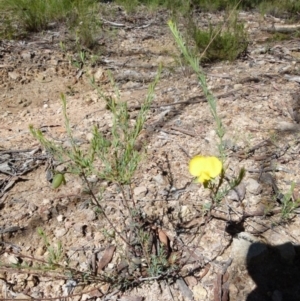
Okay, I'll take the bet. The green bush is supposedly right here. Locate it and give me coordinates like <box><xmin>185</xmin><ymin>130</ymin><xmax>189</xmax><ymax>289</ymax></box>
<box><xmin>191</xmin><ymin>14</ymin><xmax>248</xmax><ymax>62</ymax></box>
<box><xmin>0</xmin><ymin>0</ymin><xmax>100</xmax><ymax>47</ymax></box>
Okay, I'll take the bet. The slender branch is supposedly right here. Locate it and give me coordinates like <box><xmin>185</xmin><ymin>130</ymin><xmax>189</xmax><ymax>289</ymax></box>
<box><xmin>81</xmin><ymin>172</ymin><xmax>131</xmax><ymax>247</ymax></box>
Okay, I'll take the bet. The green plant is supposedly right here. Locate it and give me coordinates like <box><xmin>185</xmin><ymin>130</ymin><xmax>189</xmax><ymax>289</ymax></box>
<box><xmin>280</xmin><ymin>183</ymin><xmax>300</xmax><ymax>220</ymax></box>
<box><xmin>0</xmin><ymin>0</ymin><xmax>72</xmax><ymax>32</ymax></box>
<box><xmin>29</xmin><ymin>68</ymin><xmax>173</xmax><ymax>286</ymax></box>
<box><xmin>147</xmin><ymin>247</ymin><xmax>169</xmax><ymax>277</ymax></box>
<box><xmin>169</xmin><ymin>20</ymin><xmax>245</xmax><ymax>204</ymax></box>
<box><xmin>71</xmin><ymin>0</ymin><xmax>102</xmax><ymax>49</ymax></box>
<box><xmin>37</xmin><ymin>228</ymin><xmax>64</xmax><ymax>268</ymax></box>
<box><xmin>168</xmin><ymin>20</ymin><xmax>226</xmax><ymax>160</ymax></box>
<box><xmin>115</xmin><ymin>0</ymin><xmax>191</xmax><ymax>14</ymax></box>
<box><xmin>88</xmin><ymin>69</ymin><xmax>161</xmax><ymax>184</ymax></box>
<box><xmin>0</xmin><ymin>12</ymin><xmax>22</xmax><ymax>39</ymax></box>
<box><xmin>59</xmin><ymin>41</ymin><xmax>67</xmax><ymax>53</ymax></box>
<box><xmin>259</xmin><ymin>0</ymin><xmax>300</xmax><ymax>20</ymax></box>
<box><xmin>211</xmin><ymin>168</ymin><xmax>245</xmax><ymax>203</ymax></box>
<box><xmin>71</xmin><ymin>50</ymin><xmax>88</xmax><ymax>68</ymax></box>
<box><xmin>190</xmin><ymin>9</ymin><xmax>248</xmax><ymax>62</ymax></box>
<box><xmin>30</xmin><ymin>82</ymin><xmax>145</xmax><ymax>246</ymax></box>
<box><xmin>191</xmin><ymin>0</ymin><xmax>264</xmax><ymax>11</ymax></box>
<box><xmin>0</xmin><ymin>0</ymin><xmax>100</xmax><ymax>47</ymax></box>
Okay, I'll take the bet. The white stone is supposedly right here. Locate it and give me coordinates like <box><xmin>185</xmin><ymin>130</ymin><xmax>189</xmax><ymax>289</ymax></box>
<box><xmin>54</xmin><ymin>228</ymin><xmax>68</xmax><ymax>238</ymax></box>
<box><xmin>192</xmin><ymin>283</ymin><xmax>207</xmax><ymax>300</ymax></box>
<box><xmin>180</xmin><ymin>205</ymin><xmax>190</xmax><ymax>219</ymax></box>
<box><xmin>94</xmin><ymin>67</ymin><xmax>105</xmax><ymax>82</ymax></box>
<box><xmin>8</xmin><ymin>254</ymin><xmax>20</xmax><ymax>264</ymax></box>
<box><xmin>133</xmin><ymin>186</ymin><xmax>147</xmax><ymax>196</ymax></box>
<box><xmin>86</xmin><ymin>132</ymin><xmax>94</xmax><ymax>141</ymax></box>
<box><xmin>56</xmin><ymin>214</ymin><xmax>64</xmax><ymax>222</ymax></box>
<box><xmin>35</xmin><ymin>246</ymin><xmax>45</xmax><ymax>257</ymax></box>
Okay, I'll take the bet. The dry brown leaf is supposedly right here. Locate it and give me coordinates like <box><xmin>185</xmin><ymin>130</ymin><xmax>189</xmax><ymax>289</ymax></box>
<box><xmin>213</xmin><ymin>274</ymin><xmax>222</xmax><ymax>301</ymax></box>
<box><xmin>157</xmin><ymin>228</ymin><xmax>169</xmax><ymax>247</ymax></box>
<box><xmin>184</xmin><ymin>275</ymin><xmax>198</xmax><ymax>288</ymax></box>
<box><xmin>97</xmin><ymin>245</ymin><xmax>116</xmax><ymax>272</ymax></box>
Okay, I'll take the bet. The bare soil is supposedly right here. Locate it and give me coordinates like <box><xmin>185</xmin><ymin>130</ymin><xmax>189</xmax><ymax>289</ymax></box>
<box><xmin>1</xmin><ymin>7</ymin><xmax>300</xmax><ymax>301</ymax></box>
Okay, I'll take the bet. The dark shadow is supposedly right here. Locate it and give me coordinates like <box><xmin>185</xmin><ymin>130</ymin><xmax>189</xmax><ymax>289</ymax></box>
<box><xmin>246</xmin><ymin>242</ymin><xmax>300</xmax><ymax>301</ymax></box>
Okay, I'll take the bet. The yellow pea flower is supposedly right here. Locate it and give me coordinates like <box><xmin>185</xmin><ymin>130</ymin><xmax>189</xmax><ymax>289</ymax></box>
<box><xmin>189</xmin><ymin>156</ymin><xmax>222</xmax><ymax>184</ymax></box>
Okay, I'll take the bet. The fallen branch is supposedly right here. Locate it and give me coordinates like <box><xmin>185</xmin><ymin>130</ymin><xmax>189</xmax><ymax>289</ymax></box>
<box><xmin>262</xmin><ymin>24</ymin><xmax>300</xmax><ymax>33</ymax></box>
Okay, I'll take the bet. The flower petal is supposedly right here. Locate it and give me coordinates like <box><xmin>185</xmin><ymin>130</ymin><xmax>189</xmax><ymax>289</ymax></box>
<box><xmin>198</xmin><ymin>172</ymin><xmax>211</xmax><ymax>183</ymax></box>
<box><xmin>189</xmin><ymin>155</ymin><xmax>222</xmax><ymax>182</ymax></box>
<box><xmin>189</xmin><ymin>155</ymin><xmax>206</xmax><ymax>177</ymax></box>
<box><xmin>205</xmin><ymin>157</ymin><xmax>222</xmax><ymax>178</ymax></box>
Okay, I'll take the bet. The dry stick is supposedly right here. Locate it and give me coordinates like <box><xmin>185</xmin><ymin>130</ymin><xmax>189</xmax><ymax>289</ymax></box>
<box><xmin>4</xmin><ymin>250</ymin><xmax>88</xmax><ymax>280</ymax></box>
<box><xmin>129</xmin><ymin>87</ymin><xmax>243</xmax><ymax>111</ymax></box>
<box><xmin>81</xmin><ymin>173</ymin><xmax>131</xmax><ymax>247</ymax></box>
<box><xmin>0</xmin><ymin>287</ymin><xmax>116</xmax><ymax>301</ymax></box>
<box><xmin>118</xmin><ymin>183</ymin><xmax>135</xmax><ymax>209</ymax></box>
<box><xmin>170</xmin><ymin>126</ymin><xmax>195</xmax><ymax>137</ymax></box>
<box><xmin>0</xmin><ymin>148</ymin><xmax>37</xmax><ymax>155</ymax></box>
<box><xmin>165</xmin><ymin>280</ymin><xmax>176</xmax><ymax>301</ymax></box>
<box><xmin>77</xmin><ymin>86</ymin><xmax>242</xmax><ymax>127</ymax></box>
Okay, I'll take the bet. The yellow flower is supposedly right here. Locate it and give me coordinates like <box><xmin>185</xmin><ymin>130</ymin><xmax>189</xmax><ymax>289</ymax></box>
<box><xmin>189</xmin><ymin>156</ymin><xmax>222</xmax><ymax>183</ymax></box>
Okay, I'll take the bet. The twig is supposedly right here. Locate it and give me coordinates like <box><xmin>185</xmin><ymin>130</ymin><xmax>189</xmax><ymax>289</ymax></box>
<box><xmin>101</xmin><ymin>18</ymin><xmax>152</xmax><ymax>30</ymax></box>
<box><xmin>178</xmin><ymin>145</ymin><xmax>191</xmax><ymax>158</ymax></box>
<box><xmin>81</xmin><ymin>173</ymin><xmax>131</xmax><ymax>247</ymax></box>
<box><xmin>0</xmin><ymin>148</ymin><xmax>37</xmax><ymax>155</ymax></box>
<box><xmin>170</xmin><ymin>126</ymin><xmax>195</xmax><ymax>137</ymax></box>
<box><xmin>128</xmin><ymin>87</ymin><xmax>243</xmax><ymax>111</ymax></box>
<box><xmin>101</xmin><ymin>18</ymin><xmax>125</xmax><ymax>27</ymax></box>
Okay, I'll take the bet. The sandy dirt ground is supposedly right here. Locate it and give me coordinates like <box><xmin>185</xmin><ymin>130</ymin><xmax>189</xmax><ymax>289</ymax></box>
<box><xmin>1</xmin><ymin>7</ymin><xmax>300</xmax><ymax>301</ymax></box>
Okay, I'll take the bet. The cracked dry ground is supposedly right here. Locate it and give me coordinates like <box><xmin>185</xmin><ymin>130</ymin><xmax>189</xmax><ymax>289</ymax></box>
<box><xmin>1</xmin><ymin>8</ymin><xmax>300</xmax><ymax>301</ymax></box>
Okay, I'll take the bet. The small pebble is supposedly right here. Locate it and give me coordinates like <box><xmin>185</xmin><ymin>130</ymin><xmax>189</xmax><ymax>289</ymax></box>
<box><xmin>246</xmin><ymin>178</ymin><xmax>262</xmax><ymax>195</ymax></box>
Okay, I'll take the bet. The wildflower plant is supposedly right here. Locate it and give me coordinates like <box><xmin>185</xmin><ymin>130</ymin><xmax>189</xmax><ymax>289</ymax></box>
<box><xmin>28</xmin><ymin>66</ymin><xmax>182</xmax><ymax>289</ymax></box>
<box><xmin>168</xmin><ymin>20</ymin><xmax>245</xmax><ymax>203</ymax></box>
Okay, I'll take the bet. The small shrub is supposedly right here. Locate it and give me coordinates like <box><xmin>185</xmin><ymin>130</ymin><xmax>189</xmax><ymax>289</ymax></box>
<box><xmin>191</xmin><ymin>13</ymin><xmax>248</xmax><ymax>62</ymax></box>
<box><xmin>259</xmin><ymin>0</ymin><xmax>300</xmax><ymax>20</ymax></box>
<box><xmin>0</xmin><ymin>0</ymin><xmax>100</xmax><ymax>47</ymax></box>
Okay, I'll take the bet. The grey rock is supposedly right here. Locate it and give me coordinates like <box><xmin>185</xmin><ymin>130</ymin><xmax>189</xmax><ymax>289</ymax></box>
<box><xmin>176</xmin><ymin>278</ymin><xmax>193</xmax><ymax>301</ymax></box>
<box><xmin>192</xmin><ymin>283</ymin><xmax>207</xmax><ymax>300</ymax></box>
<box><xmin>0</xmin><ymin>162</ymin><xmax>11</xmax><ymax>173</ymax></box>
<box><xmin>21</xmin><ymin>51</ymin><xmax>33</xmax><ymax>60</ymax></box>
<box><xmin>231</xmin><ymin>232</ymin><xmax>267</xmax><ymax>266</ymax></box>
<box><xmin>246</xmin><ymin>178</ymin><xmax>262</xmax><ymax>195</ymax></box>
<box><xmin>228</xmin><ymin>183</ymin><xmax>246</xmax><ymax>201</ymax></box>
<box><xmin>153</xmin><ymin>174</ymin><xmax>165</xmax><ymax>185</ymax></box>
<box><xmin>84</xmin><ymin>209</ymin><xmax>96</xmax><ymax>221</ymax></box>
<box><xmin>227</xmin><ymin>189</ymin><xmax>240</xmax><ymax>201</ymax></box>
